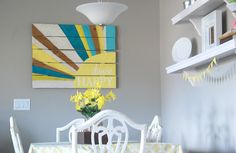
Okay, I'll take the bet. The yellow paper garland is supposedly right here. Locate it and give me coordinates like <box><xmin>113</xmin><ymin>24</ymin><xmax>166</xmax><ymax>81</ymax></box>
<box><xmin>182</xmin><ymin>58</ymin><xmax>217</xmax><ymax>86</ymax></box>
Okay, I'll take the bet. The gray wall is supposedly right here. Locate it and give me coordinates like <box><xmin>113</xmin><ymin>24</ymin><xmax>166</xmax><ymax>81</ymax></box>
<box><xmin>160</xmin><ymin>0</ymin><xmax>236</xmax><ymax>153</ymax></box>
<box><xmin>0</xmin><ymin>0</ymin><xmax>160</xmax><ymax>152</ymax></box>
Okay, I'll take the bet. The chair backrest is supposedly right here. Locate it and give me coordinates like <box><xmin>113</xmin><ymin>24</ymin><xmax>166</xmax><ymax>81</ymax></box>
<box><xmin>146</xmin><ymin>115</ymin><xmax>162</xmax><ymax>142</ymax></box>
<box><xmin>71</xmin><ymin>110</ymin><xmax>147</xmax><ymax>153</ymax></box>
<box><xmin>10</xmin><ymin>116</ymin><xmax>24</xmax><ymax>153</ymax></box>
<box><xmin>56</xmin><ymin>118</ymin><xmax>85</xmax><ymax>142</ymax></box>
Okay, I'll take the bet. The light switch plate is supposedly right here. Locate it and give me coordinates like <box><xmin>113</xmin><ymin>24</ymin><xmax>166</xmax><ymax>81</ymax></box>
<box><xmin>13</xmin><ymin>99</ymin><xmax>30</xmax><ymax>111</ymax></box>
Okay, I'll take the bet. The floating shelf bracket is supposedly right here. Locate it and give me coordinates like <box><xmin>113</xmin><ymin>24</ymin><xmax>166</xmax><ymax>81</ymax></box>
<box><xmin>189</xmin><ymin>17</ymin><xmax>202</xmax><ymax>36</ymax></box>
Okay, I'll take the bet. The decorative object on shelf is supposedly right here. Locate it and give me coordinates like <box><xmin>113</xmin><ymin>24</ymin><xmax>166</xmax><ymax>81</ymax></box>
<box><xmin>183</xmin><ymin>0</ymin><xmax>191</xmax><ymax>9</ymax></box>
<box><xmin>201</xmin><ymin>10</ymin><xmax>222</xmax><ymax>52</ymax></box>
<box><xmin>32</xmin><ymin>24</ymin><xmax>117</xmax><ymax>88</ymax></box>
<box><xmin>76</xmin><ymin>0</ymin><xmax>128</xmax><ymax>25</ymax></box>
<box><xmin>219</xmin><ymin>19</ymin><xmax>236</xmax><ymax>43</ymax></box>
<box><xmin>172</xmin><ymin>37</ymin><xmax>192</xmax><ymax>63</ymax></box>
<box><xmin>182</xmin><ymin>58</ymin><xmax>217</xmax><ymax>86</ymax></box>
<box><xmin>232</xmin><ymin>19</ymin><xmax>236</xmax><ymax>29</ymax></box>
<box><xmin>205</xmin><ymin>61</ymin><xmax>236</xmax><ymax>84</ymax></box>
<box><xmin>146</xmin><ymin>115</ymin><xmax>162</xmax><ymax>143</ymax></box>
<box><xmin>183</xmin><ymin>0</ymin><xmax>198</xmax><ymax>9</ymax></box>
<box><xmin>70</xmin><ymin>83</ymin><xmax>116</xmax><ymax>119</ymax></box>
<box><xmin>219</xmin><ymin>31</ymin><xmax>236</xmax><ymax>44</ymax></box>
<box><xmin>225</xmin><ymin>0</ymin><xmax>236</xmax><ymax>12</ymax></box>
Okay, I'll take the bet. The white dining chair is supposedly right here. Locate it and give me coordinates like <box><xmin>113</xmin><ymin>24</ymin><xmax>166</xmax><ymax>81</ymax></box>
<box><xmin>10</xmin><ymin>116</ymin><xmax>24</xmax><ymax>153</ymax></box>
<box><xmin>56</xmin><ymin>118</ymin><xmax>85</xmax><ymax>142</ymax></box>
<box><xmin>146</xmin><ymin>115</ymin><xmax>162</xmax><ymax>143</ymax></box>
<box><xmin>71</xmin><ymin>110</ymin><xmax>147</xmax><ymax>153</ymax></box>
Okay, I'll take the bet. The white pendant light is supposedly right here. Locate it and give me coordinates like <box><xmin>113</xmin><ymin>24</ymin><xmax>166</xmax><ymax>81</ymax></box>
<box><xmin>76</xmin><ymin>0</ymin><xmax>128</xmax><ymax>25</ymax></box>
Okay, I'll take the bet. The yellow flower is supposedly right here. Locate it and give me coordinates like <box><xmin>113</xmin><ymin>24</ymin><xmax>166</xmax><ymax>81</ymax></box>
<box><xmin>105</xmin><ymin>91</ymin><xmax>116</xmax><ymax>101</ymax></box>
<box><xmin>70</xmin><ymin>82</ymin><xmax>116</xmax><ymax>118</ymax></box>
<box><xmin>109</xmin><ymin>91</ymin><xmax>116</xmax><ymax>101</ymax></box>
<box><xmin>75</xmin><ymin>102</ymin><xmax>81</xmax><ymax>111</ymax></box>
<box><xmin>84</xmin><ymin>89</ymin><xmax>101</xmax><ymax>99</ymax></box>
<box><xmin>70</xmin><ymin>95</ymin><xmax>74</xmax><ymax>102</ymax></box>
<box><xmin>70</xmin><ymin>90</ymin><xmax>83</xmax><ymax>103</ymax></box>
<box><xmin>84</xmin><ymin>98</ymin><xmax>90</xmax><ymax>105</ymax></box>
<box><xmin>96</xmin><ymin>96</ymin><xmax>105</xmax><ymax>110</ymax></box>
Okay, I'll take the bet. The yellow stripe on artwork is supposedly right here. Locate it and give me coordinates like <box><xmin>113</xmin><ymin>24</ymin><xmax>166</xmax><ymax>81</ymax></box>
<box><xmin>32</xmin><ymin>44</ymin><xmax>40</xmax><ymax>50</ymax></box>
<box><xmin>76</xmin><ymin>64</ymin><xmax>116</xmax><ymax>76</ymax></box>
<box><xmin>96</xmin><ymin>25</ymin><xmax>105</xmax><ymax>53</ymax></box>
<box><xmin>75</xmin><ymin>25</ymin><xmax>92</xmax><ymax>57</ymax></box>
<box><xmin>32</xmin><ymin>74</ymin><xmax>72</xmax><ymax>81</ymax></box>
<box><xmin>84</xmin><ymin>52</ymin><xmax>116</xmax><ymax>63</ymax></box>
<box><xmin>73</xmin><ymin>76</ymin><xmax>116</xmax><ymax>88</ymax></box>
<box><xmin>32</xmin><ymin>44</ymin><xmax>75</xmax><ymax>76</ymax></box>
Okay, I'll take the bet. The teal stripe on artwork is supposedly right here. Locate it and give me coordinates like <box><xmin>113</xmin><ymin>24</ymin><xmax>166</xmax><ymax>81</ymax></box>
<box><xmin>32</xmin><ymin>66</ymin><xmax>75</xmax><ymax>79</ymax></box>
<box><xmin>106</xmin><ymin>38</ymin><xmax>116</xmax><ymax>51</ymax></box>
<box><xmin>82</xmin><ymin>25</ymin><xmax>96</xmax><ymax>56</ymax></box>
<box><xmin>58</xmin><ymin>24</ymin><xmax>78</xmax><ymax>37</ymax></box>
<box><xmin>106</xmin><ymin>26</ymin><xmax>116</xmax><ymax>37</ymax></box>
<box><xmin>106</xmin><ymin>26</ymin><xmax>116</xmax><ymax>51</ymax></box>
<box><xmin>59</xmin><ymin>24</ymin><xmax>89</xmax><ymax>61</ymax></box>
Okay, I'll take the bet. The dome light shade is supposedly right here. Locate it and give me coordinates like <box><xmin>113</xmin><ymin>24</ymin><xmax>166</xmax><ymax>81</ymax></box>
<box><xmin>76</xmin><ymin>2</ymin><xmax>128</xmax><ymax>25</ymax></box>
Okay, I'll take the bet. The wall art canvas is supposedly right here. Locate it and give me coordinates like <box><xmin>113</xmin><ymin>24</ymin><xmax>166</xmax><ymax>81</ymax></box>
<box><xmin>32</xmin><ymin>24</ymin><xmax>117</xmax><ymax>88</ymax></box>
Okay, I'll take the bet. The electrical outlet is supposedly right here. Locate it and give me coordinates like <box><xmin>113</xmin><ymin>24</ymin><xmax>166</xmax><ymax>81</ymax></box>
<box><xmin>13</xmin><ymin>99</ymin><xmax>30</xmax><ymax>111</ymax></box>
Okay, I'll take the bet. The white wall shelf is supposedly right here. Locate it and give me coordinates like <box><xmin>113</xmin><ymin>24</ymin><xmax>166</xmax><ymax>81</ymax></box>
<box><xmin>167</xmin><ymin>0</ymin><xmax>236</xmax><ymax>74</ymax></box>
<box><xmin>172</xmin><ymin>0</ymin><xmax>224</xmax><ymax>35</ymax></box>
<box><xmin>166</xmin><ymin>37</ymin><xmax>236</xmax><ymax>74</ymax></box>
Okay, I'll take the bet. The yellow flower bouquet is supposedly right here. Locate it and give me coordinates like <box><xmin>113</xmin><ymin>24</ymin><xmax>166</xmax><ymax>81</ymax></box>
<box><xmin>70</xmin><ymin>84</ymin><xmax>116</xmax><ymax>119</ymax></box>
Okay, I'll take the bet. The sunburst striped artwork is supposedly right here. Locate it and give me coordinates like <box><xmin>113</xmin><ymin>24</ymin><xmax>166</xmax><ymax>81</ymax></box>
<box><xmin>32</xmin><ymin>24</ymin><xmax>117</xmax><ymax>88</ymax></box>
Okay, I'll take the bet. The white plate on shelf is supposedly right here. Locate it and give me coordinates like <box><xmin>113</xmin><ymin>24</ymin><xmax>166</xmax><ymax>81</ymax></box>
<box><xmin>172</xmin><ymin>37</ymin><xmax>192</xmax><ymax>63</ymax></box>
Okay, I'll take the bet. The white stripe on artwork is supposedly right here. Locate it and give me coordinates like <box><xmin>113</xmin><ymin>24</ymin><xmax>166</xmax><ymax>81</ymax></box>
<box><xmin>34</xmin><ymin>24</ymin><xmax>65</xmax><ymax>37</ymax></box>
<box><xmin>33</xmin><ymin>80</ymin><xmax>74</xmax><ymax>88</ymax></box>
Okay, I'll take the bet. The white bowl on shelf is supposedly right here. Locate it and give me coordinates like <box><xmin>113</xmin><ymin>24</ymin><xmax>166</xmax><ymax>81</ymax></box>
<box><xmin>227</xmin><ymin>2</ymin><xmax>236</xmax><ymax>12</ymax></box>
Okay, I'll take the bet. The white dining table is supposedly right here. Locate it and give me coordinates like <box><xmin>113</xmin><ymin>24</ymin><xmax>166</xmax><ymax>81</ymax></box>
<box><xmin>28</xmin><ymin>142</ymin><xmax>183</xmax><ymax>153</ymax></box>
